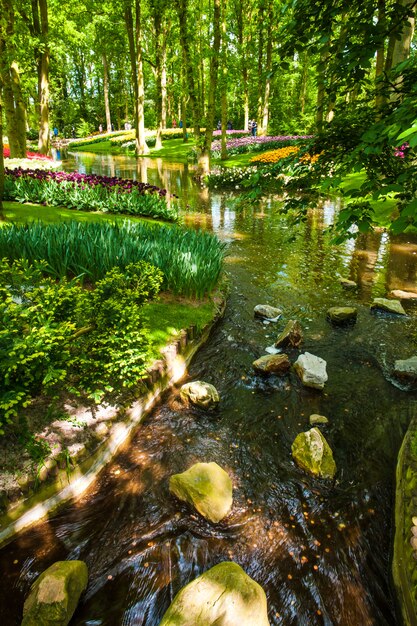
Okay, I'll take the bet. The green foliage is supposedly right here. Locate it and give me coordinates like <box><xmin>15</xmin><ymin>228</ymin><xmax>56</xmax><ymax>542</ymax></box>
<box><xmin>0</xmin><ymin>258</ymin><xmax>163</xmax><ymax>433</ymax></box>
<box><xmin>0</xmin><ymin>221</ymin><xmax>225</xmax><ymax>297</ymax></box>
<box><xmin>76</xmin><ymin>119</ymin><xmax>94</xmax><ymax>138</ymax></box>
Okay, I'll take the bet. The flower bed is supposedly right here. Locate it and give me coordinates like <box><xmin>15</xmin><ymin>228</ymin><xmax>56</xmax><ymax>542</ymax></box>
<box><xmin>4</xmin><ymin>169</ymin><xmax>179</xmax><ymax>221</ymax></box>
<box><xmin>250</xmin><ymin>146</ymin><xmax>300</xmax><ymax>164</ymax></box>
<box><xmin>212</xmin><ymin>129</ymin><xmax>249</xmax><ymax>136</ymax></box>
<box><xmin>3</xmin><ymin>144</ymin><xmax>52</xmax><ymax>160</ymax></box>
<box><xmin>210</xmin><ymin>134</ymin><xmax>313</xmax><ymax>156</ymax></box>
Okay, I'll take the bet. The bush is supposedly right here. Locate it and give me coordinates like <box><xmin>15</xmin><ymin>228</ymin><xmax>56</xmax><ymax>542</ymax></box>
<box><xmin>0</xmin><ymin>258</ymin><xmax>163</xmax><ymax>431</ymax></box>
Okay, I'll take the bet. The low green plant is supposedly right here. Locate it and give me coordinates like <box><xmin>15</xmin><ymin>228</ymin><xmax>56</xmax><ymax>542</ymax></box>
<box><xmin>0</xmin><ymin>221</ymin><xmax>225</xmax><ymax>297</ymax></box>
<box><xmin>0</xmin><ymin>258</ymin><xmax>163</xmax><ymax>433</ymax></box>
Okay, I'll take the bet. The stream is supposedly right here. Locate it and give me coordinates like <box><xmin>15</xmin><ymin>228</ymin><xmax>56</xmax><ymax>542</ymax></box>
<box><xmin>2</xmin><ymin>152</ymin><xmax>417</xmax><ymax>625</ymax></box>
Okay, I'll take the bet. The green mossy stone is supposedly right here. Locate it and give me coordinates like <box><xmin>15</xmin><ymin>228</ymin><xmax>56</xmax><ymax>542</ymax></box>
<box><xmin>291</xmin><ymin>428</ymin><xmax>336</xmax><ymax>480</ymax></box>
<box><xmin>169</xmin><ymin>462</ymin><xmax>232</xmax><ymax>523</ymax></box>
<box><xmin>371</xmin><ymin>298</ymin><xmax>406</xmax><ymax>316</ymax></box>
<box><xmin>327</xmin><ymin>306</ymin><xmax>357</xmax><ymax>324</ymax></box>
<box><xmin>159</xmin><ymin>561</ymin><xmax>270</xmax><ymax>626</ymax></box>
<box><xmin>22</xmin><ymin>560</ymin><xmax>88</xmax><ymax>626</ymax></box>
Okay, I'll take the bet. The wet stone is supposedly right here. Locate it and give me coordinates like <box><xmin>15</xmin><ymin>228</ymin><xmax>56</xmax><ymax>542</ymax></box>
<box><xmin>159</xmin><ymin>561</ymin><xmax>270</xmax><ymax>626</ymax></box>
<box><xmin>393</xmin><ymin>356</ymin><xmax>417</xmax><ymax>382</ymax></box>
<box><xmin>292</xmin><ymin>428</ymin><xmax>336</xmax><ymax>480</ymax></box>
<box><xmin>252</xmin><ymin>354</ymin><xmax>291</xmax><ymax>376</ymax></box>
<box><xmin>180</xmin><ymin>381</ymin><xmax>219</xmax><ymax>408</ymax></box>
<box><xmin>294</xmin><ymin>352</ymin><xmax>328</xmax><ymax>390</ymax></box>
<box><xmin>371</xmin><ymin>298</ymin><xmax>406</xmax><ymax>316</ymax></box>
<box><xmin>169</xmin><ymin>462</ymin><xmax>233</xmax><ymax>523</ymax></box>
<box><xmin>340</xmin><ymin>278</ymin><xmax>358</xmax><ymax>289</ymax></box>
<box><xmin>22</xmin><ymin>560</ymin><xmax>88</xmax><ymax>626</ymax></box>
<box><xmin>390</xmin><ymin>289</ymin><xmax>417</xmax><ymax>300</ymax></box>
<box><xmin>327</xmin><ymin>307</ymin><xmax>357</xmax><ymax>325</ymax></box>
<box><xmin>309</xmin><ymin>414</ymin><xmax>329</xmax><ymax>426</ymax></box>
<box><xmin>275</xmin><ymin>320</ymin><xmax>303</xmax><ymax>349</ymax></box>
<box><xmin>254</xmin><ymin>304</ymin><xmax>282</xmax><ymax>320</ymax></box>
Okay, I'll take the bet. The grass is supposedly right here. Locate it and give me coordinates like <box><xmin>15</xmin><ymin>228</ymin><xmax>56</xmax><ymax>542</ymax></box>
<box><xmin>0</xmin><ymin>201</ymin><xmax>166</xmax><ymax>227</ymax></box>
<box><xmin>144</xmin><ymin>294</ymin><xmax>215</xmax><ymax>360</ymax></box>
<box><xmin>0</xmin><ymin>220</ymin><xmax>225</xmax><ymax>297</ymax></box>
<box><xmin>73</xmin><ymin>140</ymin><xmax>125</xmax><ymax>155</ymax></box>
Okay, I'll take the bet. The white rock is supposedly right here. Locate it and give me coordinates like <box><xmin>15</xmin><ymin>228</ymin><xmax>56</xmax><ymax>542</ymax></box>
<box><xmin>294</xmin><ymin>352</ymin><xmax>328</xmax><ymax>390</ymax></box>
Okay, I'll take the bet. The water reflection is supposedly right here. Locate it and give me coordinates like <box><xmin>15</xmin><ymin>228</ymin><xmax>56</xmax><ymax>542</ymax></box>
<box><xmin>1</xmin><ymin>153</ymin><xmax>417</xmax><ymax>625</ymax></box>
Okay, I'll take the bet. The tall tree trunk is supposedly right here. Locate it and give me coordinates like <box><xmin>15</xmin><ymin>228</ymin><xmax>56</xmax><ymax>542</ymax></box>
<box><xmin>2</xmin><ymin>69</ymin><xmax>20</xmax><ymax>156</ymax></box>
<box><xmin>256</xmin><ymin>1</ymin><xmax>265</xmax><ymax>124</ymax></box>
<box><xmin>135</xmin><ymin>0</ymin><xmax>149</xmax><ymax>154</ymax></box>
<box><xmin>299</xmin><ymin>52</ymin><xmax>309</xmax><ymax>115</ymax></box>
<box><xmin>236</xmin><ymin>0</ymin><xmax>249</xmax><ymax>130</ymax></box>
<box><xmin>124</xmin><ymin>3</ymin><xmax>139</xmax><ymax>141</ymax></box>
<box><xmin>161</xmin><ymin>21</ymin><xmax>168</xmax><ymax>129</ymax></box>
<box><xmin>36</xmin><ymin>0</ymin><xmax>50</xmax><ymax>154</ymax></box>
<box><xmin>375</xmin><ymin>0</ymin><xmax>386</xmax><ymax>109</ymax></box>
<box><xmin>198</xmin><ymin>0</ymin><xmax>221</xmax><ymax>174</ymax></box>
<box><xmin>220</xmin><ymin>0</ymin><xmax>228</xmax><ymax>160</ymax></box>
<box><xmin>385</xmin><ymin>0</ymin><xmax>415</xmax><ymax>99</ymax></box>
<box><xmin>316</xmin><ymin>47</ymin><xmax>329</xmax><ymax>133</ymax></box>
<box><xmin>177</xmin><ymin>0</ymin><xmax>200</xmax><ymax>144</ymax></box>
<box><xmin>260</xmin><ymin>2</ymin><xmax>273</xmax><ymax>134</ymax></box>
<box><xmin>154</xmin><ymin>13</ymin><xmax>163</xmax><ymax>150</ymax></box>
<box><xmin>102</xmin><ymin>52</ymin><xmax>112</xmax><ymax>132</ymax></box>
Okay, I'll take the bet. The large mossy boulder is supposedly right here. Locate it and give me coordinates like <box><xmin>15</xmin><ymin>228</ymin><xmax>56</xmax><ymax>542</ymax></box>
<box><xmin>252</xmin><ymin>353</ymin><xmax>291</xmax><ymax>375</ymax></box>
<box><xmin>292</xmin><ymin>428</ymin><xmax>336</xmax><ymax>479</ymax></box>
<box><xmin>22</xmin><ymin>561</ymin><xmax>88</xmax><ymax>626</ymax></box>
<box><xmin>327</xmin><ymin>306</ymin><xmax>357</xmax><ymax>325</ymax></box>
<box><xmin>294</xmin><ymin>352</ymin><xmax>328</xmax><ymax>389</ymax></box>
<box><xmin>180</xmin><ymin>381</ymin><xmax>219</xmax><ymax>408</ymax></box>
<box><xmin>274</xmin><ymin>320</ymin><xmax>303</xmax><ymax>349</ymax></box>
<box><xmin>371</xmin><ymin>298</ymin><xmax>406</xmax><ymax>316</ymax></box>
<box><xmin>159</xmin><ymin>561</ymin><xmax>270</xmax><ymax>626</ymax></box>
<box><xmin>169</xmin><ymin>462</ymin><xmax>233</xmax><ymax>523</ymax></box>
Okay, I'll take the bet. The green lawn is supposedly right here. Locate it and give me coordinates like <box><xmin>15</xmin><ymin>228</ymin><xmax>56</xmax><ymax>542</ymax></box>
<box><xmin>0</xmin><ymin>201</ymin><xmax>166</xmax><ymax>227</ymax></box>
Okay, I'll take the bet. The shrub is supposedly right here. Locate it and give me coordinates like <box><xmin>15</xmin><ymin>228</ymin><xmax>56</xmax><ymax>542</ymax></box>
<box><xmin>0</xmin><ymin>258</ymin><xmax>163</xmax><ymax>431</ymax></box>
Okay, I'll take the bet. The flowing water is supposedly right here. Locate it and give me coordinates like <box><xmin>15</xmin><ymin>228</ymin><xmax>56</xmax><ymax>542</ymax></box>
<box><xmin>2</xmin><ymin>153</ymin><xmax>417</xmax><ymax>625</ymax></box>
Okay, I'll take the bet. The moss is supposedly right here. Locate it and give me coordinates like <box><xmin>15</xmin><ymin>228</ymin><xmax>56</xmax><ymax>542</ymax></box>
<box><xmin>143</xmin><ymin>295</ymin><xmax>215</xmax><ymax>360</ymax></box>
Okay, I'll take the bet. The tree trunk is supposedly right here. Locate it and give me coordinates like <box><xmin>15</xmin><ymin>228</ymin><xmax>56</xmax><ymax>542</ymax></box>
<box><xmin>135</xmin><ymin>0</ymin><xmax>149</xmax><ymax>154</ymax></box>
<box><xmin>161</xmin><ymin>21</ymin><xmax>168</xmax><ymax>129</ymax></box>
<box><xmin>102</xmin><ymin>52</ymin><xmax>112</xmax><ymax>132</ymax></box>
<box><xmin>256</xmin><ymin>2</ymin><xmax>265</xmax><ymax>124</ymax></box>
<box><xmin>236</xmin><ymin>0</ymin><xmax>250</xmax><ymax>131</ymax></box>
<box><xmin>299</xmin><ymin>52</ymin><xmax>309</xmax><ymax>115</ymax></box>
<box><xmin>220</xmin><ymin>0</ymin><xmax>228</xmax><ymax>161</ymax></box>
<box><xmin>385</xmin><ymin>0</ymin><xmax>415</xmax><ymax>99</ymax></box>
<box><xmin>260</xmin><ymin>3</ymin><xmax>273</xmax><ymax>135</ymax></box>
<box><xmin>177</xmin><ymin>0</ymin><xmax>200</xmax><ymax>144</ymax></box>
<box><xmin>36</xmin><ymin>0</ymin><xmax>50</xmax><ymax>154</ymax></box>
<box><xmin>2</xmin><ymin>68</ymin><xmax>20</xmax><ymax>156</ymax></box>
<box><xmin>375</xmin><ymin>0</ymin><xmax>386</xmax><ymax>109</ymax></box>
<box><xmin>124</xmin><ymin>3</ymin><xmax>139</xmax><ymax>143</ymax></box>
<box><xmin>154</xmin><ymin>13</ymin><xmax>163</xmax><ymax>150</ymax></box>
<box><xmin>198</xmin><ymin>0</ymin><xmax>221</xmax><ymax>174</ymax></box>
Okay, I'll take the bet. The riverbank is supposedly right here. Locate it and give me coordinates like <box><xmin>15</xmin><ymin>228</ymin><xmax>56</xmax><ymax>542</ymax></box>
<box><xmin>393</xmin><ymin>414</ymin><xmax>417</xmax><ymax>626</ymax></box>
<box><xmin>0</xmin><ymin>288</ymin><xmax>226</xmax><ymax>548</ymax></box>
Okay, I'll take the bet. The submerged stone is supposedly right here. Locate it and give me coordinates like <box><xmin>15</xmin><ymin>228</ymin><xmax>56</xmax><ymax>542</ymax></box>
<box><xmin>274</xmin><ymin>320</ymin><xmax>303</xmax><ymax>349</ymax></box>
<box><xmin>327</xmin><ymin>306</ymin><xmax>357</xmax><ymax>325</ymax></box>
<box><xmin>394</xmin><ymin>356</ymin><xmax>417</xmax><ymax>382</ymax></box>
<box><xmin>371</xmin><ymin>298</ymin><xmax>406</xmax><ymax>316</ymax></box>
<box><xmin>340</xmin><ymin>278</ymin><xmax>358</xmax><ymax>289</ymax></box>
<box><xmin>390</xmin><ymin>289</ymin><xmax>417</xmax><ymax>300</ymax></box>
<box><xmin>294</xmin><ymin>352</ymin><xmax>328</xmax><ymax>390</ymax></box>
<box><xmin>159</xmin><ymin>561</ymin><xmax>270</xmax><ymax>626</ymax></box>
<box><xmin>22</xmin><ymin>560</ymin><xmax>88</xmax><ymax>626</ymax></box>
<box><xmin>252</xmin><ymin>354</ymin><xmax>291</xmax><ymax>375</ymax></box>
<box><xmin>169</xmin><ymin>462</ymin><xmax>233</xmax><ymax>523</ymax></box>
<box><xmin>180</xmin><ymin>381</ymin><xmax>219</xmax><ymax>408</ymax></box>
<box><xmin>292</xmin><ymin>428</ymin><xmax>336</xmax><ymax>479</ymax></box>
<box><xmin>309</xmin><ymin>414</ymin><xmax>329</xmax><ymax>426</ymax></box>
<box><xmin>254</xmin><ymin>304</ymin><xmax>282</xmax><ymax>320</ymax></box>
